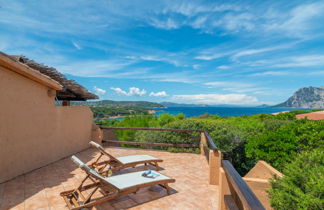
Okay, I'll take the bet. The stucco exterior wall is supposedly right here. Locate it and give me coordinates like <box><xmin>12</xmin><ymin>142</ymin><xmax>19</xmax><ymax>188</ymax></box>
<box><xmin>0</xmin><ymin>66</ymin><xmax>94</xmax><ymax>183</ymax></box>
<box><xmin>243</xmin><ymin>161</ymin><xmax>283</xmax><ymax>209</ymax></box>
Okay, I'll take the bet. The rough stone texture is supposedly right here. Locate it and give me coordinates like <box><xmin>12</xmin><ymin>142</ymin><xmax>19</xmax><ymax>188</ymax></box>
<box><xmin>0</xmin><ymin>147</ymin><xmax>219</xmax><ymax>210</ymax></box>
<box><xmin>274</xmin><ymin>86</ymin><xmax>324</xmax><ymax>108</ymax></box>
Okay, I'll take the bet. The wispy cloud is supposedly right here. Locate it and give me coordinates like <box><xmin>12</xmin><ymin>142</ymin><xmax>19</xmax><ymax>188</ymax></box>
<box><xmin>110</xmin><ymin>87</ymin><xmax>147</xmax><ymax>96</ymax></box>
<box><xmin>265</xmin><ymin>1</ymin><xmax>324</xmax><ymax>37</ymax></box>
<box><xmin>172</xmin><ymin>93</ymin><xmax>259</xmax><ymax>105</ymax></box>
<box><xmin>251</xmin><ymin>71</ymin><xmax>288</xmax><ymax>76</ymax></box>
<box><xmin>72</xmin><ymin>41</ymin><xmax>82</xmax><ymax>50</ymax></box>
<box><xmin>272</xmin><ymin>55</ymin><xmax>324</xmax><ymax>68</ymax></box>
<box><xmin>232</xmin><ymin>44</ymin><xmax>294</xmax><ymax>60</ymax></box>
<box><xmin>217</xmin><ymin>65</ymin><xmax>230</xmax><ymax>69</ymax></box>
<box><xmin>55</xmin><ymin>59</ymin><xmax>136</xmax><ymax>77</ymax></box>
<box><xmin>204</xmin><ymin>81</ymin><xmax>253</xmax><ymax>88</ymax></box>
<box><xmin>149</xmin><ymin>18</ymin><xmax>179</xmax><ymax>30</ymax></box>
<box><xmin>213</xmin><ymin>13</ymin><xmax>255</xmax><ymax>32</ymax></box>
<box><xmin>140</xmin><ymin>55</ymin><xmax>182</xmax><ymax>67</ymax></box>
<box><xmin>1</xmin><ymin>0</ymin><xmax>323</xmax><ymax>104</ymax></box>
<box><xmin>308</xmin><ymin>70</ymin><xmax>324</xmax><ymax>76</ymax></box>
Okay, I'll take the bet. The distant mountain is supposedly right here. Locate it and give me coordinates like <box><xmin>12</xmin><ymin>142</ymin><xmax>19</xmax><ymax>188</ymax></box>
<box><xmin>72</xmin><ymin>100</ymin><xmax>164</xmax><ymax>108</ymax></box>
<box><xmin>160</xmin><ymin>102</ymin><xmax>209</xmax><ymax>107</ymax></box>
<box><xmin>256</xmin><ymin>104</ymin><xmax>270</xmax><ymax>108</ymax></box>
<box><xmin>273</xmin><ymin>86</ymin><xmax>324</xmax><ymax>108</ymax></box>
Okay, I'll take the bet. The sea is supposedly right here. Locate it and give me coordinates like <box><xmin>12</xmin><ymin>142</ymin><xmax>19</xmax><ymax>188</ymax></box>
<box><xmin>153</xmin><ymin>107</ymin><xmax>306</xmax><ymax>118</ymax></box>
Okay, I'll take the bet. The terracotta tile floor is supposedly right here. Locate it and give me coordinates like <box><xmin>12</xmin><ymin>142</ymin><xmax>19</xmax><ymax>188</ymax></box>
<box><xmin>0</xmin><ymin>147</ymin><xmax>219</xmax><ymax>210</ymax></box>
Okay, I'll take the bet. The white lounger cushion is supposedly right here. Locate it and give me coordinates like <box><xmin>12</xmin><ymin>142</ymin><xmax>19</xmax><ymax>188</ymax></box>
<box><xmin>116</xmin><ymin>155</ymin><xmax>161</xmax><ymax>165</ymax></box>
<box><xmin>71</xmin><ymin>155</ymin><xmax>172</xmax><ymax>191</ymax></box>
<box><xmin>105</xmin><ymin>171</ymin><xmax>172</xmax><ymax>190</ymax></box>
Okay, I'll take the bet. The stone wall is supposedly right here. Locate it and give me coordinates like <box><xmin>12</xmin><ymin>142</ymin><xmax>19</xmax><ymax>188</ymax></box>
<box><xmin>0</xmin><ymin>65</ymin><xmax>95</xmax><ymax>183</ymax></box>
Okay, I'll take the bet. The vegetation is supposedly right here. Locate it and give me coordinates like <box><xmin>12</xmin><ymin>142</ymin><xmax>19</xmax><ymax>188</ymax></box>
<box><xmin>72</xmin><ymin>100</ymin><xmax>163</xmax><ymax>108</ymax></box>
<box><xmin>269</xmin><ymin>149</ymin><xmax>324</xmax><ymax>210</ymax></box>
<box><xmin>97</xmin><ymin>109</ymin><xmax>323</xmax><ymax>208</ymax></box>
<box><xmin>91</xmin><ymin>106</ymin><xmax>150</xmax><ymax>119</ymax></box>
<box><xmin>98</xmin><ymin>110</ymin><xmax>323</xmax><ymax>175</ymax></box>
<box><xmin>246</xmin><ymin>118</ymin><xmax>324</xmax><ymax>171</ymax></box>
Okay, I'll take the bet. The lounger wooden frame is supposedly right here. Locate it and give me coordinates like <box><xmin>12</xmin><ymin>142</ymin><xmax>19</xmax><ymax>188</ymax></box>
<box><xmin>60</xmin><ymin>156</ymin><xmax>175</xmax><ymax>210</ymax></box>
<box><xmin>89</xmin><ymin>141</ymin><xmax>163</xmax><ymax>173</ymax></box>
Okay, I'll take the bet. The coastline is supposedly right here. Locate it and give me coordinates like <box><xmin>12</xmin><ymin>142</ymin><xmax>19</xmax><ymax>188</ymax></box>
<box><xmin>96</xmin><ymin>109</ymin><xmax>156</xmax><ymax>120</ymax></box>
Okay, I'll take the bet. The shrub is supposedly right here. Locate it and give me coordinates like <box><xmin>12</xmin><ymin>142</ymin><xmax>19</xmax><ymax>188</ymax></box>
<box><xmin>246</xmin><ymin>119</ymin><xmax>324</xmax><ymax>170</ymax></box>
<box><xmin>269</xmin><ymin>149</ymin><xmax>324</xmax><ymax>210</ymax></box>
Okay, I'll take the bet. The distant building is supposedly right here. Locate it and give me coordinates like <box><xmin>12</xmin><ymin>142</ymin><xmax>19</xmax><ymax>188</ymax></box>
<box><xmin>296</xmin><ymin>111</ymin><xmax>324</xmax><ymax>120</ymax></box>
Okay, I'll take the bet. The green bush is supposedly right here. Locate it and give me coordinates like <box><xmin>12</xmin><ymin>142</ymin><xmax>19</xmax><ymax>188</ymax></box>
<box><xmin>269</xmin><ymin>149</ymin><xmax>324</xmax><ymax>210</ymax></box>
<box><xmin>96</xmin><ymin>111</ymin><xmax>323</xmax><ymax>177</ymax></box>
<box><xmin>246</xmin><ymin>119</ymin><xmax>324</xmax><ymax>171</ymax></box>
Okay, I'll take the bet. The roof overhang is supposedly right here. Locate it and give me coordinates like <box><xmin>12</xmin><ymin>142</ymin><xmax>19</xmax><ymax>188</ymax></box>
<box><xmin>0</xmin><ymin>52</ymin><xmax>63</xmax><ymax>91</ymax></box>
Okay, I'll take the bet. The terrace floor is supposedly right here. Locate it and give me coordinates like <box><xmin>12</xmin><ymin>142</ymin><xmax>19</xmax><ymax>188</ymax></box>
<box><xmin>0</xmin><ymin>146</ymin><xmax>219</xmax><ymax>210</ymax></box>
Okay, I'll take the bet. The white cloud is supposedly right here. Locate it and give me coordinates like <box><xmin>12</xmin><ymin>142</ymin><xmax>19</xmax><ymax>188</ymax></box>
<box><xmin>72</xmin><ymin>41</ymin><xmax>82</xmax><ymax>50</ymax></box>
<box><xmin>149</xmin><ymin>91</ymin><xmax>168</xmax><ymax>97</ymax></box>
<box><xmin>204</xmin><ymin>81</ymin><xmax>252</xmax><ymax>88</ymax></box>
<box><xmin>55</xmin><ymin>59</ymin><xmax>137</xmax><ymax>77</ymax></box>
<box><xmin>142</xmin><ymin>71</ymin><xmax>200</xmax><ymax>84</ymax></box>
<box><xmin>273</xmin><ymin>55</ymin><xmax>324</xmax><ymax>68</ymax></box>
<box><xmin>217</xmin><ymin>65</ymin><xmax>230</xmax><ymax>69</ymax></box>
<box><xmin>110</xmin><ymin>87</ymin><xmax>147</xmax><ymax>96</ymax></box>
<box><xmin>140</xmin><ymin>55</ymin><xmax>181</xmax><ymax>67</ymax></box>
<box><xmin>265</xmin><ymin>1</ymin><xmax>324</xmax><ymax>37</ymax></box>
<box><xmin>308</xmin><ymin>71</ymin><xmax>324</xmax><ymax>75</ymax></box>
<box><xmin>163</xmin><ymin>2</ymin><xmax>242</xmax><ymax>17</ymax></box>
<box><xmin>194</xmin><ymin>48</ymin><xmax>237</xmax><ymax>61</ymax></box>
<box><xmin>93</xmin><ymin>86</ymin><xmax>106</xmax><ymax>97</ymax></box>
<box><xmin>232</xmin><ymin>44</ymin><xmax>294</xmax><ymax>60</ymax></box>
<box><xmin>172</xmin><ymin>93</ymin><xmax>259</xmax><ymax>105</ymax></box>
<box><xmin>203</xmin><ymin>81</ymin><xmax>269</xmax><ymax>95</ymax></box>
<box><xmin>195</xmin><ymin>54</ymin><xmax>221</xmax><ymax>61</ymax></box>
<box><xmin>149</xmin><ymin>17</ymin><xmax>179</xmax><ymax>30</ymax></box>
<box><xmin>213</xmin><ymin>13</ymin><xmax>255</xmax><ymax>32</ymax></box>
<box><xmin>251</xmin><ymin>71</ymin><xmax>288</xmax><ymax>76</ymax></box>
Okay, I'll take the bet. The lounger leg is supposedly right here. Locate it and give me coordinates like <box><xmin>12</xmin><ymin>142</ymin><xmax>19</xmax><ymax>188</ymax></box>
<box><xmin>155</xmin><ymin>162</ymin><xmax>160</xmax><ymax>171</ymax></box>
<box><xmin>159</xmin><ymin>183</ymin><xmax>171</xmax><ymax>195</ymax></box>
<box><xmin>165</xmin><ymin>183</ymin><xmax>171</xmax><ymax>195</ymax></box>
<box><xmin>148</xmin><ymin>162</ymin><xmax>160</xmax><ymax>171</ymax></box>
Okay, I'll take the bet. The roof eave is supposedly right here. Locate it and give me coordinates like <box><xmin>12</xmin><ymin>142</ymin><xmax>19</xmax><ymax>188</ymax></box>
<box><xmin>0</xmin><ymin>53</ymin><xmax>63</xmax><ymax>91</ymax></box>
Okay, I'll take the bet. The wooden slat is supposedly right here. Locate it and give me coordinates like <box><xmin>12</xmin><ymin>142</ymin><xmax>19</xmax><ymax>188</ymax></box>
<box><xmin>103</xmin><ymin>140</ymin><xmax>199</xmax><ymax>148</ymax></box>
<box><xmin>222</xmin><ymin>160</ymin><xmax>265</xmax><ymax>210</ymax></box>
<box><xmin>71</xmin><ymin>196</ymin><xmax>79</xmax><ymax>208</ymax></box>
<box><xmin>62</xmin><ymin>195</ymin><xmax>73</xmax><ymax>210</ymax></box>
<box><xmin>99</xmin><ymin>126</ymin><xmax>203</xmax><ymax>133</ymax></box>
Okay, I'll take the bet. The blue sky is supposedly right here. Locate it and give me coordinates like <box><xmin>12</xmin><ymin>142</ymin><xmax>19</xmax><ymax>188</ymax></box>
<box><xmin>1</xmin><ymin>0</ymin><xmax>324</xmax><ymax>105</ymax></box>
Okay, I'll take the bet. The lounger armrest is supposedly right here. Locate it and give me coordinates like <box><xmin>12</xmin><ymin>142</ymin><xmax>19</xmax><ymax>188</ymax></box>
<box><xmin>89</xmin><ymin>141</ymin><xmax>105</xmax><ymax>150</ymax></box>
<box><xmin>71</xmin><ymin>155</ymin><xmax>84</xmax><ymax>167</ymax></box>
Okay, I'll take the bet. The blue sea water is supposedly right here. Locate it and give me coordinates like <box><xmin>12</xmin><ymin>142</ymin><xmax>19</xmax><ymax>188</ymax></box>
<box><xmin>153</xmin><ymin>107</ymin><xmax>306</xmax><ymax>118</ymax></box>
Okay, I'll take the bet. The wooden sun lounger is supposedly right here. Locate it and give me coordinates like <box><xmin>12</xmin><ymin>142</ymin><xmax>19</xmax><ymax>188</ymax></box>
<box><xmin>89</xmin><ymin>141</ymin><xmax>163</xmax><ymax>173</ymax></box>
<box><xmin>60</xmin><ymin>155</ymin><xmax>175</xmax><ymax>210</ymax></box>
